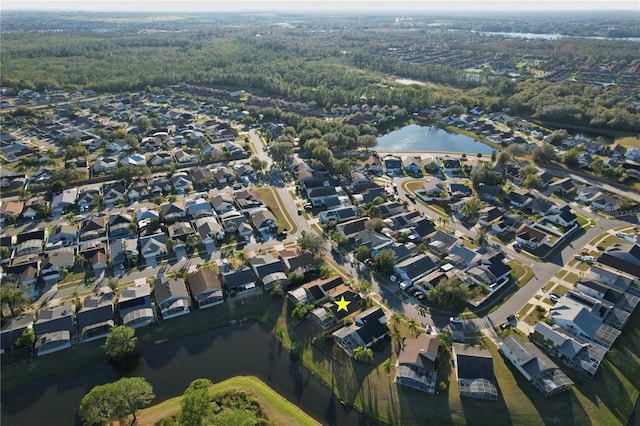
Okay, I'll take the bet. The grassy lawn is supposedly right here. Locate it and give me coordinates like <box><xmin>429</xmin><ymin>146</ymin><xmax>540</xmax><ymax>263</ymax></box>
<box><xmin>563</xmin><ymin>272</ymin><xmax>580</xmax><ymax>285</ymax></box>
<box><xmin>576</xmin><ymin>213</ymin><xmax>595</xmax><ymax>229</ymax></box>
<box><xmin>517</xmin><ymin>303</ymin><xmax>534</xmax><ymax>319</ymax></box>
<box><xmin>507</xmin><ymin>260</ymin><xmax>534</xmax><ymax>287</ymax></box>
<box><xmin>553</xmin><ymin>285</ymin><xmax>572</xmax><ymax>296</ymax></box>
<box><xmin>599</xmin><ymin>235</ymin><xmax>625</xmax><ymax>247</ymax></box>
<box><xmin>616</xmin><ymin>136</ymin><xmax>640</xmax><ymax>149</ymax></box>
<box><xmin>136</xmin><ymin>376</ymin><xmax>320</xmax><ymax>426</ymax></box>
<box><xmin>253</xmin><ymin>187</ymin><xmax>297</xmax><ymax>233</ymax></box>
<box><xmin>556</xmin><ymin>270</ymin><xmax>567</xmax><ymax>279</ymax></box>
<box><xmin>542</xmin><ymin>281</ymin><xmax>555</xmax><ymax>292</ymax></box>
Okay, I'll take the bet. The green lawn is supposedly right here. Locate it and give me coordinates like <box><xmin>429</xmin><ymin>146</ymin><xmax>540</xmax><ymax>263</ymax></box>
<box><xmin>253</xmin><ymin>187</ymin><xmax>297</xmax><ymax>233</ymax></box>
<box><xmin>136</xmin><ymin>376</ymin><xmax>321</xmax><ymax>426</ymax></box>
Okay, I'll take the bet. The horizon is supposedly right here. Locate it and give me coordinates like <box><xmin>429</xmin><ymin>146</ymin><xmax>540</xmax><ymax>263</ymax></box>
<box><xmin>1</xmin><ymin>0</ymin><xmax>638</xmax><ymax>13</ymax></box>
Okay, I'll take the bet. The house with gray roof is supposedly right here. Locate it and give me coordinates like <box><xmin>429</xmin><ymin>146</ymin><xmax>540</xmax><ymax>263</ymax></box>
<box><xmin>77</xmin><ymin>287</ymin><xmax>114</xmax><ymax>341</ymax></box>
<box><xmin>139</xmin><ymin>233</ymin><xmax>167</xmax><ymax>265</ymax></box>
<box><xmin>549</xmin><ymin>298</ymin><xmax>621</xmax><ymax>349</ymax></box>
<box><xmin>394</xmin><ymin>254</ymin><xmax>438</xmax><ymax>286</ymax></box>
<box><xmin>332</xmin><ymin>307</ymin><xmax>388</xmax><ymax>356</ymax></box>
<box><xmin>1</xmin><ymin>312</ymin><xmax>35</xmax><ymax>352</ymax></box>
<box><xmin>154</xmin><ymin>277</ymin><xmax>191</xmax><ymax>320</ymax></box>
<box><xmin>452</xmin><ymin>343</ymin><xmax>498</xmax><ymax>400</ymax></box>
<box><xmin>249</xmin><ymin>253</ymin><xmax>287</xmax><ymax>291</ymax></box>
<box><xmin>35</xmin><ymin>302</ymin><xmax>75</xmax><ymax>337</ymax></box>
<box><xmin>500</xmin><ymin>336</ymin><xmax>573</xmax><ymax>396</ymax></box>
<box><xmin>118</xmin><ymin>281</ymin><xmax>154</xmax><ymax>328</ymax></box>
<box><xmin>222</xmin><ymin>267</ymin><xmax>257</xmax><ymax>296</ymax></box>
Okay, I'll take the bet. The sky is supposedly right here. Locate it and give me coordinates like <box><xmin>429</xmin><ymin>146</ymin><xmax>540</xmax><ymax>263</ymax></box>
<box><xmin>1</xmin><ymin>0</ymin><xmax>638</xmax><ymax>12</ymax></box>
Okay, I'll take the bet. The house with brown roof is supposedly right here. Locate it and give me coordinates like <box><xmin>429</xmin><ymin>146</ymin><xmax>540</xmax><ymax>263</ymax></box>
<box><xmin>154</xmin><ymin>276</ymin><xmax>191</xmax><ymax>319</ymax></box>
<box><xmin>515</xmin><ymin>225</ymin><xmax>549</xmax><ymax>249</ymax></box>
<box><xmin>395</xmin><ymin>333</ymin><xmax>440</xmax><ymax>393</ymax></box>
<box><xmin>187</xmin><ymin>269</ymin><xmax>224</xmax><ymax>309</ymax></box>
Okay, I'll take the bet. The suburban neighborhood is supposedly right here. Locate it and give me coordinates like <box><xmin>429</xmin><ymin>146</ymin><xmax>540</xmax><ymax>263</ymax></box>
<box><xmin>1</xmin><ymin>85</ymin><xmax>639</xmax><ymax>424</ymax></box>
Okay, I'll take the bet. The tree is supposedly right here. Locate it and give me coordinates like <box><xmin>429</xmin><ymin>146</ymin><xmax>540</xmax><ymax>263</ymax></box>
<box><xmin>531</xmin><ymin>143</ymin><xmax>556</xmax><ymax>164</ymax></box>
<box><xmin>497</xmin><ymin>151</ymin><xmax>511</xmax><ymax>164</ymax></box>
<box><xmin>268</xmin><ymin>141</ymin><xmax>294</xmax><ymax>164</ymax></box>
<box><xmin>522</xmin><ymin>173</ymin><xmax>543</xmax><ymax>189</ymax></box>
<box><xmin>470</xmin><ymin>164</ymin><xmax>503</xmax><ymax>189</ymax></box>
<box><xmin>354</xmin><ymin>245</ymin><xmax>371</xmax><ymax>262</ymax></box>
<box><xmin>562</xmin><ymin>147</ymin><xmax>581</xmax><ymax>167</ymax></box>
<box><xmin>390</xmin><ymin>313</ymin><xmax>401</xmax><ymax>332</ymax></box>
<box><xmin>353</xmin><ymin>346</ymin><xmax>374</xmax><ymax>364</ymax></box>
<box><xmin>291</xmin><ymin>302</ymin><xmax>313</xmax><ymax>322</ymax></box>
<box><xmin>65</xmin><ymin>145</ymin><xmax>89</xmax><ymax>160</ymax></box>
<box><xmin>0</xmin><ymin>282</ymin><xmax>31</xmax><ymax>317</ymax></box>
<box><xmin>179</xmin><ymin>379</ymin><xmax>213</xmax><ymax>426</ymax></box>
<box><xmin>382</xmin><ymin>358</ymin><xmax>392</xmax><ymax>375</ymax></box>
<box><xmin>356</xmin><ymin>279</ymin><xmax>373</xmax><ymax>295</ymax></box>
<box><xmin>547</xmin><ymin>129</ymin><xmax>569</xmax><ymax>145</ymax></box>
<box><xmin>102</xmin><ymin>325</ymin><xmax>137</xmax><ymax>361</ymax></box>
<box><xmin>364</xmin><ymin>217</ymin><xmax>385</xmax><ymax>232</ymax></box>
<box><xmin>297</xmin><ymin>232</ymin><xmax>325</xmax><ymax>256</ymax></box>
<box><xmin>518</xmin><ymin>164</ymin><xmax>539</xmax><ymax>179</ymax></box>
<box><xmin>460</xmin><ymin>198</ymin><xmax>485</xmax><ymax>221</ymax></box>
<box><xmin>79</xmin><ymin>377</ymin><xmax>155</xmax><ymax>426</ymax></box>
<box><xmin>250</xmin><ymin>156</ymin><xmax>267</xmax><ymax>174</ymax></box>
<box><xmin>15</xmin><ymin>328</ymin><xmax>35</xmax><ymax>351</ymax></box>
<box><xmin>427</xmin><ymin>276</ymin><xmax>469</xmax><ymax>310</ymax></box>
<box><xmin>407</xmin><ymin>318</ymin><xmax>419</xmax><ymax>337</ymax></box>
<box><xmin>357</xmin><ymin>134</ymin><xmax>378</xmax><ymax>150</ymax></box>
<box><xmin>374</xmin><ymin>249</ymin><xmax>397</xmax><ymax>274</ymax></box>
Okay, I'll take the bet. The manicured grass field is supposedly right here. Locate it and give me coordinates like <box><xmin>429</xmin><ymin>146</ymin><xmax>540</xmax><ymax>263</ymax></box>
<box><xmin>253</xmin><ymin>187</ymin><xmax>297</xmax><ymax>233</ymax></box>
<box><xmin>135</xmin><ymin>376</ymin><xmax>321</xmax><ymax>426</ymax></box>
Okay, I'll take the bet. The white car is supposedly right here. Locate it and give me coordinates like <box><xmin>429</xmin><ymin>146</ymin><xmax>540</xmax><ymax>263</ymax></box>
<box><xmin>583</xmin><ymin>255</ymin><xmax>596</xmax><ymax>264</ymax></box>
<box><xmin>616</xmin><ymin>232</ymin><xmax>626</xmax><ymax>238</ymax></box>
<box><xmin>549</xmin><ymin>294</ymin><xmax>560</xmax><ymax>303</ymax></box>
<box><xmin>450</xmin><ymin>317</ymin><xmax>463</xmax><ymax>325</ymax></box>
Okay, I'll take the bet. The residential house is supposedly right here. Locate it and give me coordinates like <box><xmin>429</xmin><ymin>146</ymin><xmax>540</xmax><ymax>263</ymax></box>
<box><xmin>190</xmin><ymin>167</ymin><xmax>215</xmax><ymax>190</ymax></box>
<box><xmin>149</xmin><ymin>151</ymin><xmax>174</xmax><ymax>166</ymax></box>
<box><xmin>507</xmin><ymin>190</ymin><xmax>532</xmax><ymax>209</ymax></box>
<box><xmin>597</xmin><ymin>243</ymin><xmax>640</xmax><ymax>278</ymax></box>
<box><xmin>108</xmin><ymin>213</ymin><xmax>134</xmax><ymax>240</ymax></box>
<box><xmin>154</xmin><ymin>276</ymin><xmax>191</xmax><ymax>320</ymax></box>
<box><xmin>222</xmin><ymin>267</ymin><xmax>257</xmax><ymax>296</ymax></box>
<box><xmin>394</xmin><ymin>254</ymin><xmax>438</xmax><ymax>286</ymax></box>
<box><xmin>118</xmin><ymin>281</ymin><xmax>154</xmax><ymax>328</ymax></box>
<box><xmin>79</xmin><ymin>241</ymin><xmax>108</xmax><ymax>271</ymax></box>
<box><xmin>34</xmin><ymin>302</ymin><xmax>75</xmax><ymax>337</ymax></box>
<box><xmin>308</xmin><ymin>186</ymin><xmax>339</xmax><ymax>208</ymax></box>
<box><xmin>363</xmin><ymin>155</ymin><xmax>383</xmax><ymax>175</ymax></box>
<box><xmin>464</xmin><ymin>253</ymin><xmax>512</xmax><ymax>287</ymax></box>
<box><xmin>171</xmin><ymin>172</ymin><xmax>193</xmax><ymax>194</ymax></box>
<box><xmin>79</xmin><ymin>216</ymin><xmax>107</xmax><ymax>242</ymax></box>
<box><xmin>93</xmin><ymin>156</ymin><xmax>118</xmax><ymax>173</ymax></box>
<box><xmin>452</xmin><ymin>343</ymin><xmax>498</xmax><ymax>400</ymax></box>
<box><xmin>444</xmin><ymin>245</ymin><xmax>480</xmax><ymax>270</ymax></box>
<box><xmin>210</xmin><ymin>193</ymin><xmax>236</xmax><ymax>216</ymax></box>
<box><xmin>139</xmin><ymin>233</ymin><xmax>167</xmax><ymax>265</ymax></box>
<box><xmin>193</xmin><ymin>216</ymin><xmax>224</xmax><ymax>244</ymax></box>
<box><xmin>77</xmin><ymin>188</ymin><xmax>100</xmax><ymax>211</ymax></box>
<box><xmin>102</xmin><ymin>183</ymin><xmax>126</xmax><ymax>205</ymax></box>
<box><xmin>167</xmin><ymin>222</ymin><xmax>195</xmax><ymax>247</ymax></box>
<box><xmin>310</xmin><ymin>285</ymin><xmax>361</xmax><ymax>330</ymax></box>
<box><xmin>40</xmin><ymin>247</ymin><xmax>75</xmax><ymax>282</ymax></box>
<box><xmin>418</xmin><ymin>177</ymin><xmax>447</xmax><ymax>200</ymax></box>
<box><xmin>219</xmin><ymin>210</ymin><xmax>248</xmax><ymax>233</ymax></box>
<box><xmin>35</xmin><ymin>330</ymin><xmax>72</xmax><ymax>356</ymax></box>
<box><xmin>213</xmin><ymin>166</ymin><xmax>236</xmax><ymax>186</ymax></box>
<box><xmin>109</xmin><ymin>237</ymin><xmax>138</xmax><ymax>268</ymax></box>
<box><xmin>187</xmin><ymin>269</ymin><xmax>224</xmax><ymax>309</ymax></box>
<box><xmin>549</xmin><ymin>298</ymin><xmax>621</xmax><ymax>349</ymax></box>
<box><xmin>287</xmin><ymin>276</ymin><xmax>343</xmax><ymax>305</ymax></box>
<box><xmin>47</xmin><ymin>224</ymin><xmax>77</xmax><ymax>247</ymax></box>
<box><xmin>0</xmin><ymin>312</ymin><xmax>35</xmax><ymax>352</ymax></box>
<box><xmin>51</xmin><ymin>188</ymin><xmax>78</xmax><ymax>214</ymax></box>
<box><xmin>515</xmin><ymin>225</ymin><xmax>549</xmax><ymax>249</ymax></box>
<box><xmin>477</xmin><ymin>185</ymin><xmax>501</xmax><ymax>202</ymax></box>
<box><xmin>531</xmin><ymin>321</ymin><xmax>607</xmax><ymax>378</ymax></box>
<box><xmin>187</xmin><ymin>199</ymin><xmax>214</xmax><ymax>220</ymax></box>
<box><xmin>442</xmin><ymin>158</ymin><xmax>461</xmax><ymax>174</ymax></box>
<box><xmin>250</xmin><ymin>253</ymin><xmax>287</xmax><ymax>291</ymax></box>
<box><xmin>77</xmin><ymin>288</ymin><xmax>115</xmax><ymax>341</ymax></box>
<box><xmin>21</xmin><ymin>196</ymin><xmax>49</xmax><ymax>220</ymax></box>
<box><xmin>478</xmin><ymin>206</ymin><xmax>504</xmax><ymax>227</ymax></box>
<box><xmin>281</xmin><ymin>249</ymin><xmax>318</xmax><ymax>280</ymax></box>
<box><xmin>150</xmin><ymin>177</ymin><xmax>172</xmax><ymax>196</ymax></box>
<box><xmin>500</xmin><ymin>336</ymin><xmax>574</xmax><ymax>396</ymax></box>
<box><xmin>6</xmin><ymin>255</ymin><xmax>40</xmax><ymax>289</ymax></box>
<box><xmin>545</xmin><ymin>205</ymin><xmax>577</xmax><ymax>228</ymax></box>
<box><xmin>319</xmin><ymin>206</ymin><xmax>359</xmax><ymax>224</ymax></box>
<box><xmin>174</xmin><ymin>149</ymin><xmax>198</xmax><ymax>164</ymax></box>
<box><xmin>402</xmin><ymin>156</ymin><xmax>422</xmax><ymax>175</ymax></box>
<box><xmin>332</xmin><ymin>307</ymin><xmax>389</xmax><ymax>356</ymax></box>
<box><xmin>394</xmin><ymin>333</ymin><xmax>440</xmax><ymax>393</ymax></box>
<box><xmin>121</xmin><ymin>154</ymin><xmax>147</xmax><ymax>167</ymax></box>
<box><xmin>526</xmin><ymin>197</ymin><xmax>556</xmax><ymax>216</ymax></box>
<box><xmin>234</xmin><ymin>190</ymin><xmax>264</xmax><ymax>212</ymax></box>
<box><xmin>336</xmin><ymin>217</ymin><xmax>369</xmax><ymax>239</ymax></box>
<box><xmin>161</xmin><ymin>201</ymin><xmax>187</xmax><ymax>223</ymax></box>
<box><xmin>549</xmin><ymin>177</ymin><xmax>576</xmax><ymax>195</ymax></box>
<box><xmin>383</xmin><ymin>156</ymin><xmax>402</xmax><ymax>176</ymax></box>
<box><xmin>449</xmin><ymin>182</ymin><xmax>473</xmax><ymax>199</ymax></box>
<box><xmin>590</xmin><ymin>194</ymin><xmax>620</xmax><ymax>213</ymax></box>
<box><xmin>250</xmin><ymin>209</ymin><xmax>278</xmax><ymax>233</ymax></box>
<box><xmin>428</xmin><ymin>231</ymin><xmax>459</xmax><ymax>255</ymax></box>
<box><xmin>127</xmin><ymin>180</ymin><xmax>150</xmax><ymax>202</ymax></box>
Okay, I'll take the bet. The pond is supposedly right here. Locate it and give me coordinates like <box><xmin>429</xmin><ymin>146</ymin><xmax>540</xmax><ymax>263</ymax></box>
<box><xmin>376</xmin><ymin>124</ymin><xmax>494</xmax><ymax>154</ymax></box>
<box><xmin>1</xmin><ymin>323</ymin><xmax>370</xmax><ymax>426</ymax></box>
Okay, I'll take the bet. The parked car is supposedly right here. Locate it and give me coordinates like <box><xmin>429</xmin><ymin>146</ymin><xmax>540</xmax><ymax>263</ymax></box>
<box><xmin>583</xmin><ymin>255</ymin><xmax>596</xmax><ymax>264</ymax></box>
<box><xmin>507</xmin><ymin>314</ymin><xmax>517</xmax><ymax>322</ymax></box>
<box><xmin>616</xmin><ymin>232</ymin><xmax>626</xmax><ymax>238</ymax></box>
<box><xmin>513</xmin><ymin>242</ymin><xmax>521</xmax><ymax>252</ymax></box>
<box><xmin>364</xmin><ymin>258</ymin><xmax>374</xmax><ymax>266</ymax></box>
<box><xmin>304</xmin><ymin>203</ymin><xmax>313</xmax><ymax>211</ymax></box>
<box><xmin>406</xmin><ymin>193</ymin><xmax>416</xmax><ymax>203</ymax></box>
<box><xmin>549</xmin><ymin>293</ymin><xmax>560</xmax><ymax>303</ymax></box>
<box><xmin>574</xmin><ymin>254</ymin><xmax>583</xmax><ymax>261</ymax></box>
<box><xmin>450</xmin><ymin>317</ymin><xmax>462</xmax><ymax>325</ymax></box>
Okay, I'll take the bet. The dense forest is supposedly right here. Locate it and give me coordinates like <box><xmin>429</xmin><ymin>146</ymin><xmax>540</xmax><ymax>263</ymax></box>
<box><xmin>1</xmin><ymin>12</ymin><xmax>639</xmax><ymax>133</ymax></box>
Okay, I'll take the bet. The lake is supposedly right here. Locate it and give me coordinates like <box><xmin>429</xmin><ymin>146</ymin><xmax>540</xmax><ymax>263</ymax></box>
<box><xmin>1</xmin><ymin>323</ymin><xmax>370</xmax><ymax>426</ymax></box>
<box><xmin>376</xmin><ymin>124</ymin><xmax>494</xmax><ymax>155</ymax></box>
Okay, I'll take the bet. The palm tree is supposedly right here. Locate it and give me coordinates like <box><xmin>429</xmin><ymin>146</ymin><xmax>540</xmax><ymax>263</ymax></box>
<box><xmin>407</xmin><ymin>318</ymin><xmax>419</xmax><ymax>337</ymax></box>
<box><xmin>390</xmin><ymin>313</ymin><xmax>401</xmax><ymax>332</ymax></box>
<box><xmin>382</xmin><ymin>358</ymin><xmax>393</xmax><ymax>376</ymax></box>
<box><xmin>476</xmin><ymin>228</ymin><xmax>488</xmax><ymax>247</ymax></box>
<box><xmin>353</xmin><ymin>346</ymin><xmax>373</xmax><ymax>364</ymax></box>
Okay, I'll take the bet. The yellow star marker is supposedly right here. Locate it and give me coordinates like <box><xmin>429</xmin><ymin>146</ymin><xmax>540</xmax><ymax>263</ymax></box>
<box><xmin>335</xmin><ymin>296</ymin><xmax>351</xmax><ymax>312</ymax></box>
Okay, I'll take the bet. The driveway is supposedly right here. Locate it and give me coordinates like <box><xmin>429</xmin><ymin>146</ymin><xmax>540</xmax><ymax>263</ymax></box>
<box><xmin>175</xmin><ymin>246</ymin><xmax>188</xmax><ymax>260</ymax></box>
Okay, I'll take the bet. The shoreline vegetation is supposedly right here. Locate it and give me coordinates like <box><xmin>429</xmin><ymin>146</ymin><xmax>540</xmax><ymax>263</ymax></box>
<box><xmin>135</xmin><ymin>376</ymin><xmax>321</xmax><ymax>426</ymax></box>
